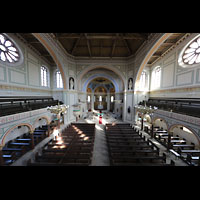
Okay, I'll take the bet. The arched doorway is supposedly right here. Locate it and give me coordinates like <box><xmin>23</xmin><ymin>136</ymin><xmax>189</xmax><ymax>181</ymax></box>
<box><xmin>86</xmin><ymin>77</ymin><xmax>115</xmax><ymax>112</ymax></box>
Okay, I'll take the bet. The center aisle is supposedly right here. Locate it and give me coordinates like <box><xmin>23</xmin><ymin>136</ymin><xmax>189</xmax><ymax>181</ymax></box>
<box><xmin>80</xmin><ymin>111</ymin><xmax>123</xmax><ymax>166</ymax></box>
<box><xmin>91</xmin><ymin>123</ymin><xmax>110</xmax><ymax>166</ymax></box>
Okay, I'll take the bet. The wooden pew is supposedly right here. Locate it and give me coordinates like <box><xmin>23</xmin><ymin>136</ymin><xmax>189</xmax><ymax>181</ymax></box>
<box><xmin>186</xmin><ymin>154</ymin><xmax>200</xmax><ymax>166</ymax></box>
<box><xmin>29</xmin><ymin>123</ymin><xmax>95</xmax><ymax>166</ymax></box>
<box><xmin>178</xmin><ymin>148</ymin><xmax>200</xmax><ymax>160</ymax></box>
<box><xmin>106</xmin><ymin>123</ymin><xmax>172</xmax><ymax>166</ymax></box>
<box><xmin>172</xmin><ymin>144</ymin><xmax>194</xmax><ymax>150</ymax></box>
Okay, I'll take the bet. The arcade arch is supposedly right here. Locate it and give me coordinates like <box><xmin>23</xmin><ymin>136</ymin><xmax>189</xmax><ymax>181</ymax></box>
<box><xmin>169</xmin><ymin>124</ymin><xmax>200</xmax><ymax>148</ymax></box>
<box><xmin>1</xmin><ymin>123</ymin><xmax>33</xmax><ymax>146</ymax></box>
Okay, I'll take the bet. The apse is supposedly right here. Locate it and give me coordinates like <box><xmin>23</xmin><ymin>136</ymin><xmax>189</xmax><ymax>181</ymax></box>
<box><xmin>86</xmin><ymin>77</ymin><xmax>115</xmax><ymax>111</ymax></box>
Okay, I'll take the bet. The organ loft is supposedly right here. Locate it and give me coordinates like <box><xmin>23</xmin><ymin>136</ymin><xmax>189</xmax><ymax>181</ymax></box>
<box><xmin>0</xmin><ymin>33</ymin><xmax>200</xmax><ymax>166</ymax></box>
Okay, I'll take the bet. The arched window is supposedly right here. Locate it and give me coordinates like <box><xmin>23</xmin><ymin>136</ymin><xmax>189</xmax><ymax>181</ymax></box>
<box><xmin>41</xmin><ymin>66</ymin><xmax>48</xmax><ymax>87</ymax></box>
<box><xmin>56</xmin><ymin>70</ymin><xmax>63</xmax><ymax>88</ymax></box>
<box><xmin>151</xmin><ymin>66</ymin><xmax>161</xmax><ymax>89</ymax></box>
<box><xmin>87</xmin><ymin>95</ymin><xmax>90</xmax><ymax>102</ymax></box>
<box><xmin>139</xmin><ymin>71</ymin><xmax>147</xmax><ymax>90</ymax></box>
<box><xmin>111</xmin><ymin>96</ymin><xmax>114</xmax><ymax>103</ymax></box>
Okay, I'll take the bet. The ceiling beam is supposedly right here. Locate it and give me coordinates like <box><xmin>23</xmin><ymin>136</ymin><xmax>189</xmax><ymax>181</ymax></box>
<box><xmin>151</xmin><ymin>53</ymin><xmax>162</xmax><ymax>57</ymax></box>
<box><xmin>85</xmin><ymin>34</ymin><xmax>92</xmax><ymax>57</ymax></box>
<box><xmin>120</xmin><ymin>33</ymin><xmax>132</xmax><ymax>55</ymax></box>
<box><xmin>71</xmin><ymin>34</ymin><xmax>83</xmax><ymax>55</ymax></box>
<box><xmin>28</xmin><ymin>41</ymin><xmax>41</xmax><ymax>44</ymax></box>
<box><xmin>15</xmin><ymin>33</ymin><xmax>54</xmax><ymax>66</ymax></box>
<box><xmin>150</xmin><ymin>33</ymin><xmax>190</xmax><ymax>66</ymax></box>
<box><xmin>56</xmin><ymin>34</ymin><xmax>146</xmax><ymax>40</ymax></box>
<box><xmin>110</xmin><ymin>34</ymin><xmax>119</xmax><ymax>57</ymax></box>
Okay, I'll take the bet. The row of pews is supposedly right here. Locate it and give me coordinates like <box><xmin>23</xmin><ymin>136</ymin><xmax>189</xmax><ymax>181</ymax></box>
<box><xmin>140</xmin><ymin>98</ymin><xmax>200</xmax><ymax>118</ymax></box>
<box><xmin>106</xmin><ymin>123</ymin><xmax>175</xmax><ymax>166</ymax></box>
<box><xmin>145</xmin><ymin>126</ymin><xmax>200</xmax><ymax>166</ymax></box>
<box><xmin>1</xmin><ymin>124</ymin><xmax>55</xmax><ymax>166</ymax></box>
<box><xmin>0</xmin><ymin>96</ymin><xmax>62</xmax><ymax>117</ymax></box>
<box><xmin>27</xmin><ymin>123</ymin><xmax>95</xmax><ymax>166</ymax></box>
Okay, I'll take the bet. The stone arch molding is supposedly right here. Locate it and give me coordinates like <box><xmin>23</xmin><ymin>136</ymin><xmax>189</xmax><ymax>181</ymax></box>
<box><xmin>152</xmin><ymin>116</ymin><xmax>169</xmax><ymax>130</ymax></box>
<box><xmin>168</xmin><ymin>124</ymin><xmax>200</xmax><ymax>145</ymax></box>
<box><xmin>134</xmin><ymin>33</ymin><xmax>173</xmax><ymax>90</ymax></box>
<box><xmin>82</xmin><ymin>73</ymin><xmax>120</xmax><ymax>93</ymax></box>
<box><xmin>77</xmin><ymin>64</ymin><xmax>126</xmax><ymax>92</ymax></box>
<box><xmin>32</xmin><ymin>33</ymin><xmax>67</xmax><ymax>89</ymax></box>
<box><xmin>1</xmin><ymin>123</ymin><xmax>34</xmax><ymax>146</ymax></box>
<box><xmin>32</xmin><ymin>116</ymin><xmax>51</xmax><ymax>129</ymax></box>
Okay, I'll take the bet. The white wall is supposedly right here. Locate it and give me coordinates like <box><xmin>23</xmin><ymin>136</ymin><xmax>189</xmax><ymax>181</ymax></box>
<box><xmin>172</xmin><ymin>126</ymin><xmax>200</xmax><ymax>148</ymax></box>
<box><xmin>0</xmin><ymin>34</ymin><xmax>52</xmax><ymax>97</ymax></box>
<box><xmin>149</xmin><ymin>33</ymin><xmax>200</xmax><ymax>98</ymax></box>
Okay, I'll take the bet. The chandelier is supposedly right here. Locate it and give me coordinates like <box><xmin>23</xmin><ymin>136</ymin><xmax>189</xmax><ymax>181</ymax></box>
<box><xmin>47</xmin><ymin>103</ymin><xmax>69</xmax><ymax>115</ymax></box>
<box><xmin>134</xmin><ymin>105</ymin><xmax>156</xmax><ymax>115</ymax></box>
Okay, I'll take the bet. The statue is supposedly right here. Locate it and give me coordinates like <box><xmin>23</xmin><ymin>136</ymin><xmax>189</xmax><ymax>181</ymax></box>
<box><xmin>128</xmin><ymin>78</ymin><xmax>133</xmax><ymax>90</ymax></box>
<box><xmin>69</xmin><ymin>77</ymin><xmax>74</xmax><ymax>90</ymax></box>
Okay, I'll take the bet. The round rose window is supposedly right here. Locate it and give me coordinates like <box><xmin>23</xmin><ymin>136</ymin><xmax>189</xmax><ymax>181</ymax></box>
<box><xmin>0</xmin><ymin>34</ymin><xmax>20</xmax><ymax>63</ymax></box>
<box><xmin>182</xmin><ymin>36</ymin><xmax>200</xmax><ymax>65</ymax></box>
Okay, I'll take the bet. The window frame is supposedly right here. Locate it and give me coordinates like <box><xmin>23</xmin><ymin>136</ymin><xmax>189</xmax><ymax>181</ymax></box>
<box><xmin>55</xmin><ymin>70</ymin><xmax>63</xmax><ymax>89</ymax></box>
<box><xmin>178</xmin><ymin>34</ymin><xmax>200</xmax><ymax>68</ymax></box>
<box><xmin>40</xmin><ymin>65</ymin><xmax>49</xmax><ymax>87</ymax></box>
<box><xmin>0</xmin><ymin>33</ymin><xmax>24</xmax><ymax>67</ymax></box>
<box><xmin>151</xmin><ymin>66</ymin><xmax>161</xmax><ymax>89</ymax></box>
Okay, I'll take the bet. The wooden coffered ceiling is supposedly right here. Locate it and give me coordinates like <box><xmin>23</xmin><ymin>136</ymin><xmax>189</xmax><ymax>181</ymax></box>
<box><xmin>15</xmin><ymin>33</ymin><xmax>190</xmax><ymax>66</ymax></box>
<box><xmin>51</xmin><ymin>33</ymin><xmax>150</xmax><ymax>58</ymax></box>
<box><xmin>146</xmin><ymin>33</ymin><xmax>190</xmax><ymax>66</ymax></box>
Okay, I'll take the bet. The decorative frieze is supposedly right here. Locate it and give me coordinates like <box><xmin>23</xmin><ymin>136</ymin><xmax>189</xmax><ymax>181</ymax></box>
<box><xmin>0</xmin><ymin>108</ymin><xmax>49</xmax><ymax>127</ymax></box>
<box><xmin>154</xmin><ymin>109</ymin><xmax>200</xmax><ymax>127</ymax></box>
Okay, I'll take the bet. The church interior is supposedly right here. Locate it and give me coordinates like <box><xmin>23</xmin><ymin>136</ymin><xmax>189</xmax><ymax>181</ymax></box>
<box><xmin>0</xmin><ymin>33</ymin><xmax>200</xmax><ymax>166</ymax></box>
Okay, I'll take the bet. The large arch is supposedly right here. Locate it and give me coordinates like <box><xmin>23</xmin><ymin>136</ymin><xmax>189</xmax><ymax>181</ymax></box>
<box><xmin>32</xmin><ymin>33</ymin><xmax>67</xmax><ymax>89</ymax></box>
<box><xmin>1</xmin><ymin>123</ymin><xmax>34</xmax><ymax>146</ymax></box>
<box><xmin>169</xmin><ymin>124</ymin><xmax>200</xmax><ymax>146</ymax></box>
<box><xmin>82</xmin><ymin>73</ymin><xmax>119</xmax><ymax>92</ymax></box>
<box><xmin>152</xmin><ymin>117</ymin><xmax>169</xmax><ymax>130</ymax></box>
<box><xmin>77</xmin><ymin>65</ymin><xmax>125</xmax><ymax>91</ymax></box>
<box><xmin>32</xmin><ymin>116</ymin><xmax>51</xmax><ymax>130</ymax></box>
<box><xmin>134</xmin><ymin>33</ymin><xmax>173</xmax><ymax>90</ymax></box>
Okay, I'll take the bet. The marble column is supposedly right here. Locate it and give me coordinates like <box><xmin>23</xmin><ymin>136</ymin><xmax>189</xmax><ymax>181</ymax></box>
<box><xmin>91</xmin><ymin>92</ymin><xmax>94</xmax><ymax>111</ymax></box>
<box><xmin>107</xmin><ymin>92</ymin><xmax>110</xmax><ymax>112</ymax></box>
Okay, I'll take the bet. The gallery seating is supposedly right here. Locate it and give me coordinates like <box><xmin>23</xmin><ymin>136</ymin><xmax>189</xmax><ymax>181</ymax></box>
<box><xmin>146</xmin><ymin>126</ymin><xmax>199</xmax><ymax>165</ymax></box>
<box><xmin>139</xmin><ymin>98</ymin><xmax>200</xmax><ymax>118</ymax></box>
<box><xmin>0</xmin><ymin>96</ymin><xmax>62</xmax><ymax>117</ymax></box>
<box><xmin>1</xmin><ymin>123</ymin><xmax>55</xmax><ymax>166</ymax></box>
<box><xmin>105</xmin><ymin>123</ymin><xmax>174</xmax><ymax>166</ymax></box>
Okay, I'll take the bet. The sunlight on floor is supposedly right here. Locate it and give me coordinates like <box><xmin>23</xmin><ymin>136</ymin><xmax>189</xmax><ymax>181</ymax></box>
<box><xmin>95</xmin><ymin>124</ymin><xmax>104</xmax><ymax>131</ymax></box>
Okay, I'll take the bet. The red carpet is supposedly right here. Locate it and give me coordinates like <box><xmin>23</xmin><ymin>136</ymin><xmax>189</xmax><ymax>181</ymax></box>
<box><xmin>99</xmin><ymin>116</ymin><xmax>102</xmax><ymax>124</ymax></box>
